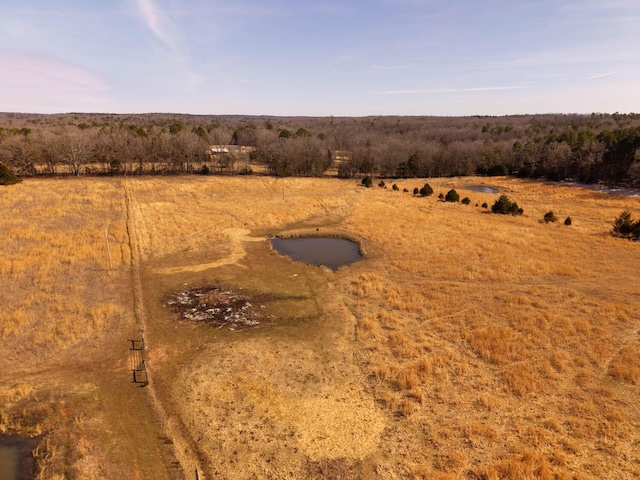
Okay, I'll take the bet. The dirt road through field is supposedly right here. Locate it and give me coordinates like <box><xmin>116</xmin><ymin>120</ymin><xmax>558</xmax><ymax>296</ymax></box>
<box><xmin>123</xmin><ymin>180</ymin><xmax>205</xmax><ymax>479</ymax></box>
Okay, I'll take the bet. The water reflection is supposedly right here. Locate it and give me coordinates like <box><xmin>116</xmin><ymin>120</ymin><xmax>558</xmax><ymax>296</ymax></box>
<box><xmin>270</xmin><ymin>237</ymin><xmax>363</xmax><ymax>272</ymax></box>
<box><xmin>465</xmin><ymin>185</ymin><xmax>499</xmax><ymax>193</ymax></box>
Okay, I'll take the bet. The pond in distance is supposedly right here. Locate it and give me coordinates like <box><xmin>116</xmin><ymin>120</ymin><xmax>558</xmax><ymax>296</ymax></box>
<box><xmin>465</xmin><ymin>185</ymin><xmax>499</xmax><ymax>193</ymax></box>
<box><xmin>270</xmin><ymin>237</ymin><xmax>363</xmax><ymax>272</ymax></box>
<box><xmin>0</xmin><ymin>435</ymin><xmax>38</xmax><ymax>480</ymax></box>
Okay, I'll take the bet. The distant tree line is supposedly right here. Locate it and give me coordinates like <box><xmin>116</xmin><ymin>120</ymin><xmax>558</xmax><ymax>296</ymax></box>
<box><xmin>1</xmin><ymin>112</ymin><xmax>640</xmax><ymax>186</ymax></box>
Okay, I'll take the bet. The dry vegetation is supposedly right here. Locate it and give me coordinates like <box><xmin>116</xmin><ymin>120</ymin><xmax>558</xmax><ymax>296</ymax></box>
<box><xmin>3</xmin><ymin>111</ymin><xmax>640</xmax><ymax>186</ymax></box>
<box><xmin>2</xmin><ymin>175</ymin><xmax>639</xmax><ymax>479</ymax></box>
<box><xmin>0</xmin><ymin>178</ymin><xmax>179</xmax><ymax>479</ymax></box>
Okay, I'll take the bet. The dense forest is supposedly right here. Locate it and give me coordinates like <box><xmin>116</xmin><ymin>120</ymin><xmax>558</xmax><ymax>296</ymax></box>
<box><xmin>1</xmin><ymin>112</ymin><xmax>640</xmax><ymax>186</ymax></box>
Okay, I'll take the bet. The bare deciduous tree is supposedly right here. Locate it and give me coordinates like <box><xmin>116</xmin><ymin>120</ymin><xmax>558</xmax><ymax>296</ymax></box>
<box><xmin>55</xmin><ymin>130</ymin><xmax>95</xmax><ymax>176</ymax></box>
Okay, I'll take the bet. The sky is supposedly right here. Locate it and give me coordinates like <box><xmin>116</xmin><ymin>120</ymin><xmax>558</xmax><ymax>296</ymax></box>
<box><xmin>0</xmin><ymin>0</ymin><xmax>639</xmax><ymax>116</ymax></box>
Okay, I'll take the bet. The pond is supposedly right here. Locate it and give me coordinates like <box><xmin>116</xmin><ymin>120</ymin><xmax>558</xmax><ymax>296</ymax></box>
<box><xmin>465</xmin><ymin>185</ymin><xmax>499</xmax><ymax>193</ymax></box>
<box><xmin>0</xmin><ymin>446</ymin><xmax>18</xmax><ymax>480</ymax></box>
<box><xmin>0</xmin><ymin>435</ymin><xmax>38</xmax><ymax>480</ymax></box>
<box><xmin>270</xmin><ymin>237</ymin><xmax>363</xmax><ymax>272</ymax></box>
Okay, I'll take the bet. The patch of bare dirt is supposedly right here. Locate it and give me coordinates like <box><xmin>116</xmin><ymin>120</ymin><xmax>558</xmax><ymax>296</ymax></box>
<box><xmin>305</xmin><ymin>457</ymin><xmax>363</xmax><ymax>480</ymax></box>
<box><xmin>166</xmin><ymin>286</ymin><xmax>273</xmax><ymax>331</ymax></box>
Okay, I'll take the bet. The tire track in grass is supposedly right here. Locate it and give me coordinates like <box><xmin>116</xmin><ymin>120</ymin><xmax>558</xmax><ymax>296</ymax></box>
<box><xmin>124</xmin><ymin>179</ymin><xmax>206</xmax><ymax>479</ymax></box>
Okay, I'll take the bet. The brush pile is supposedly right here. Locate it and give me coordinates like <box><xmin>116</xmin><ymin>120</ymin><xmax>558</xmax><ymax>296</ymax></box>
<box><xmin>167</xmin><ymin>286</ymin><xmax>271</xmax><ymax>331</ymax></box>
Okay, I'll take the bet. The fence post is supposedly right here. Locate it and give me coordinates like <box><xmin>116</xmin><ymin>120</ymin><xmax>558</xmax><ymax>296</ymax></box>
<box><xmin>104</xmin><ymin>226</ymin><xmax>113</xmax><ymax>270</ymax></box>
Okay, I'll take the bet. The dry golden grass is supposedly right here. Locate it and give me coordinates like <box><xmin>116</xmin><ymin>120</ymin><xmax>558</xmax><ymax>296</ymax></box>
<box><xmin>117</xmin><ymin>176</ymin><xmax>640</xmax><ymax>479</ymax></box>
<box><xmin>3</xmin><ymin>175</ymin><xmax>640</xmax><ymax>479</ymax></box>
<box><xmin>0</xmin><ymin>179</ymin><xmax>130</xmax><ymax>350</ymax></box>
<box><xmin>608</xmin><ymin>345</ymin><xmax>640</xmax><ymax>385</ymax></box>
<box><xmin>0</xmin><ymin>178</ymin><xmax>178</xmax><ymax>479</ymax></box>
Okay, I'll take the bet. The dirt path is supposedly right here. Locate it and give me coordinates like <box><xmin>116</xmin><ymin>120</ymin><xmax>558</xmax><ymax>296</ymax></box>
<box><xmin>123</xmin><ymin>180</ymin><xmax>205</xmax><ymax>479</ymax></box>
<box><xmin>152</xmin><ymin>228</ymin><xmax>263</xmax><ymax>275</ymax></box>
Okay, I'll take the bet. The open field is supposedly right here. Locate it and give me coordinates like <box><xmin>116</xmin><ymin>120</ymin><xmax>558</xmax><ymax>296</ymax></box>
<box><xmin>1</xmin><ymin>176</ymin><xmax>639</xmax><ymax>479</ymax></box>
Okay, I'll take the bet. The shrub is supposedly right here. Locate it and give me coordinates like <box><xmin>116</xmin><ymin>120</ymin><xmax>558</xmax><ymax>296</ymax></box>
<box><xmin>543</xmin><ymin>211</ymin><xmax>558</xmax><ymax>223</ymax></box>
<box><xmin>491</xmin><ymin>194</ymin><xmax>524</xmax><ymax>216</ymax></box>
<box><xmin>403</xmin><ymin>188</ymin><xmax>408</xmax><ymax>193</ymax></box>
<box><xmin>482</xmin><ymin>202</ymin><xmax>488</xmax><ymax>209</ymax></box>
<box><xmin>611</xmin><ymin>211</ymin><xmax>640</xmax><ymax>240</ymax></box>
<box><xmin>109</xmin><ymin>159</ymin><xmax>123</xmax><ymax>175</ymax></box>
<box><xmin>413</xmin><ymin>187</ymin><xmax>419</xmax><ymax>195</ymax></box>
<box><xmin>445</xmin><ymin>189</ymin><xmax>459</xmax><ymax>202</ymax></box>
<box><xmin>378</xmin><ymin>180</ymin><xmax>386</xmax><ymax>188</ymax></box>
<box><xmin>564</xmin><ymin>216</ymin><xmax>572</xmax><ymax>226</ymax></box>
<box><xmin>0</xmin><ymin>162</ymin><xmax>22</xmax><ymax>185</ymax></box>
<box><xmin>438</xmin><ymin>192</ymin><xmax>444</xmax><ymax>199</ymax></box>
<box><xmin>461</xmin><ymin>197</ymin><xmax>471</xmax><ymax>205</ymax></box>
<box><xmin>200</xmin><ymin>164</ymin><xmax>210</xmax><ymax>175</ymax></box>
<box><xmin>611</xmin><ymin>211</ymin><xmax>634</xmax><ymax>237</ymax></box>
<box><xmin>362</xmin><ymin>176</ymin><xmax>372</xmax><ymax>188</ymax></box>
<box><xmin>392</xmin><ymin>183</ymin><xmax>399</xmax><ymax>191</ymax></box>
<box><xmin>419</xmin><ymin>183</ymin><xmax>433</xmax><ymax>197</ymax></box>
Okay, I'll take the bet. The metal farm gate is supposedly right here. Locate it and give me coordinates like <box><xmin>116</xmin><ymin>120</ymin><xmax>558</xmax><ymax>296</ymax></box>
<box><xmin>129</xmin><ymin>329</ymin><xmax>148</xmax><ymax>385</ymax></box>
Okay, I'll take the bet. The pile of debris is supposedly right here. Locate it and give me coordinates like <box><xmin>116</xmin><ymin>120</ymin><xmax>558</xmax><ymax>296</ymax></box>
<box><xmin>167</xmin><ymin>286</ymin><xmax>272</xmax><ymax>331</ymax></box>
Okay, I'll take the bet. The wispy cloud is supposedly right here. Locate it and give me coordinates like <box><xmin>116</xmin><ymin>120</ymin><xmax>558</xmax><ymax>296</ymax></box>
<box><xmin>372</xmin><ymin>85</ymin><xmax>528</xmax><ymax>95</ymax></box>
<box><xmin>330</xmin><ymin>68</ymin><xmax>370</xmax><ymax>75</ymax></box>
<box><xmin>134</xmin><ymin>0</ymin><xmax>176</xmax><ymax>52</ymax></box>
<box><xmin>559</xmin><ymin>0</ymin><xmax>640</xmax><ymax>12</ymax></box>
<box><xmin>0</xmin><ymin>49</ymin><xmax>110</xmax><ymax>112</ymax></box>
<box><xmin>586</xmin><ymin>71</ymin><xmax>620</xmax><ymax>80</ymax></box>
<box><xmin>131</xmin><ymin>0</ymin><xmax>205</xmax><ymax>88</ymax></box>
<box><xmin>372</xmin><ymin>64</ymin><xmax>415</xmax><ymax>70</ymax></box>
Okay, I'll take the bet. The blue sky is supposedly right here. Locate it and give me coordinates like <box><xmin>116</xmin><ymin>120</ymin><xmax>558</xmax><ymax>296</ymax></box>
<box><xmin>0</xmin><ymin>0</ymin><xmax>639</xmax><ymax>116</ymax></box>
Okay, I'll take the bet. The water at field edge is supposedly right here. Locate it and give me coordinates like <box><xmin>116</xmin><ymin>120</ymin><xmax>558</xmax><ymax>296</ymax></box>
<box><xmin>465</xmin><ymin>185</ymin><xmax>499</xmax><ymax>193</ymax></box>
<box><xmin>270</xmin><ymin>237</ymin><xmax>363</xmax><ymax>272</ymax></box>
<box><xmin>0</xmin><ymin>436</ymin><xmax>38</xmax><ymax>480</ymax></box>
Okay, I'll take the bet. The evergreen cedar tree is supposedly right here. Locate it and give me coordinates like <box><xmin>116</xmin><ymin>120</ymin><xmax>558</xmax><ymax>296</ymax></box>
<box><xmin>419</xmin><ymin>183</ymin><xmax>433</xmax><ymax>196</ymax></box>
<box><xmin>0</xmin><ymin>162</ymin><xmax>21</xmax><ymax>185</ymax></box>
<box><xmin>611</xmin><ymin>211</ymin><xmax>640</xmax><ymax>240</ymax></box>
<box><xmin>491</xmin><ymin>194</ymin><xmax>524</xmax><ymax>216</ymax></box>
<box><xmin>445</xmin><ymin>189</ymin><xmax>460</xmax><ymax>202</ymax></box>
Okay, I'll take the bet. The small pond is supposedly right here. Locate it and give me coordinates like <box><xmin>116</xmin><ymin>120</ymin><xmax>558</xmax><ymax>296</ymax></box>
<box><xmin>465</xmin><ymin>185</ymin><xmax>499</xmax><ymax>193</ymax></box>
<box><xmin>0</xmin><ymin>446</ymin><xmax>18</xmax><ymax>480</ymax></box>
<box><xmin>270</xmin><ymin>237</ymin><xmax>363</xmax><ymax>272</ymax></box>
<box><xmin>0</xmin><ymin>435</ymin><xmax>38</xmax><ymax>480</ymax></box>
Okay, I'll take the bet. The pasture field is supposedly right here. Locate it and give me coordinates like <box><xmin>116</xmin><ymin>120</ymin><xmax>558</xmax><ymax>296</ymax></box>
<box><xmin>1</xmin><ymin>176</ymin><xmax>639</xmax><ymax>479</ymax></box>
